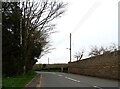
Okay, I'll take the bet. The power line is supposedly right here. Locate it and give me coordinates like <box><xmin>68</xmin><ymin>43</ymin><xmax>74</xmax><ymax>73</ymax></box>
<box><xmin>71</xmin><ymin>0</ymin><xmax>103</xmax><ymax>34</ymax></box>
<box><xmin>54</xmin><ymin>0</ymin><xmax>103</xmax><ymax>47</ymax></box>
<box><xmin>54</xmin><ymin>34</ymin><xmax>69</xmax><ymax>47</ymax></box>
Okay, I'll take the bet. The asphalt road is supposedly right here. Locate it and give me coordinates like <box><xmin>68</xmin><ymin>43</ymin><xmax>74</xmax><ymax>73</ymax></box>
<box><xmin>36</xmin><ymin>72</ymin><xmax>120</xmax><ymax>89</ymax></box>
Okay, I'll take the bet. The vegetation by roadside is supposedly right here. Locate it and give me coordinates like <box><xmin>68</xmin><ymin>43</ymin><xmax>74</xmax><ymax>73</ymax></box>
<box><xmin>2</xmin><ymin>71</ymin><xmax>37</xmax><ymax>88</ymax></box>
<box><xmin>2</xmin><ymin>1</ymin><xmax>67</xmax><ymax>77</ymax></box>
<box><xmin>35</xmin><ymin>67</ymin><xmax>68</xmax><ymax>73</ymax></box>
<box><xmin>36</xmin><ymin>70</ymin><xmax>61</xmax><ymax>72</ymax></box>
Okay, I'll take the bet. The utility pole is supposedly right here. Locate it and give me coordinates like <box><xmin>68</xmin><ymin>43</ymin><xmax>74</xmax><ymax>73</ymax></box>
<box><xmin>68</xmin><ymin>33</ymin><xmax>72</xmax><ymax>73</ymax></box>
<box><xmin>70</xmin><ymin>33</ymin><xmax>71</xmax><ymax>63</ymax></box>
<box><xmin>48</xmin><ymin>58</ymin><xmax>49</xmax><ymax>64</ymax></box>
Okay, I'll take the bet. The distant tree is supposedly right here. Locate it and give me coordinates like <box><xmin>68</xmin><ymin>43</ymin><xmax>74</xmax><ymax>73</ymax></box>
<box><xmin>42</xmin><ymin>64</ymin><xmax>46</xmax><ymax>69</ymax></box>
<box><xmin>108</xmin><ymin>43</ymin><xmax>118</xmax><ymax>52</ymax></box>
<box><xmin>88</xmin><ymin>43</ymin><xmax>118</xmax><ymax>57</ymax></box>
<box><xmin>74</xmin><ymin>49</ymin><xmax>85</xmax><ymax>60</ymax></box>
<box><xmin>88</xmin><ymin>46</ymin><xmax>108</xmax><ymax>57</ymax></box>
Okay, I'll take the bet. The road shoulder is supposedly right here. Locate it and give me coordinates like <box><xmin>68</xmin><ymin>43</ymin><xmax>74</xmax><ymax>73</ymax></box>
<box><xmin>24</xmin><ymin>74</ymin><xmax>41</xmax><ymax>88</ymax></box>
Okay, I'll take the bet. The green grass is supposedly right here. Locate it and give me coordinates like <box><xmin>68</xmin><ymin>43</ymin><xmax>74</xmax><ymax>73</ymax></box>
<box><xmin>2</xmin><ymin>71</ymin><xmax>38</xmax><ymax>88</ymax></box>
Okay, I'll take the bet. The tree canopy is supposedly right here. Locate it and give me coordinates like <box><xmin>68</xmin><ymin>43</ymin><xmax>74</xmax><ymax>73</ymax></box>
<box><xmin>2</xmin><ymin>0</ymin><xmax>67</xmax><ymax>77</ymax></box>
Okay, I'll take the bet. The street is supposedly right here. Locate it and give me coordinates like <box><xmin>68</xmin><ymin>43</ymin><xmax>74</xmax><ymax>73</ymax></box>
<box><xmin>36</xmin><ymin>72</ymin><xmax>120</xmax><ymax>88</ymax></box>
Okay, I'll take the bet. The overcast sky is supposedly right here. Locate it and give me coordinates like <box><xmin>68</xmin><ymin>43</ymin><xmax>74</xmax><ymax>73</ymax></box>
<box><xmin>36</xmin><ymin>0</ymin><xmax>119</xmax><ymax>64</ymax></box>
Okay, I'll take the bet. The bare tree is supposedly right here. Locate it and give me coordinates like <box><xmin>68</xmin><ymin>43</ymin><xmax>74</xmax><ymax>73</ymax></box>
<box><xmin>89</xmin><ymin>46</ymin><xmax>100</xmax><ymax>56</ymax></box>
<box><xmin>108</xmin><ymin>43</ymin><xmax>118</xmax><ymax>52</ymax></box>
<box><xmin>74</xmin><ymin>49</ymin><xmax>85</xmax><ymax>60</ymax></box>
<box><xmin>21</xmin><ymin>0</ymin><xmax>67</xmax><ymax>58</ymax></box>
<box><xmin>88</xmin><ymin>43</ymin><xmax>118</xmax><ymax>57</ymax></box>
<box><xmin>88</xmin><ymin>45</ymin><xmax>108</xmax><ymax>57</ymax></box>
<box><xmin>19</xmin><ymin>0</ymin><xmax>67</xmax><ymax>73</ymax></box>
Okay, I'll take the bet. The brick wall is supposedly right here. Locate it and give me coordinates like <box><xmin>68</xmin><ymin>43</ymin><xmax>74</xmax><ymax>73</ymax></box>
<box><xmin>68</xmin><ymin>50</ymin><xmax>120</xmax><ymax>80</ymax></box>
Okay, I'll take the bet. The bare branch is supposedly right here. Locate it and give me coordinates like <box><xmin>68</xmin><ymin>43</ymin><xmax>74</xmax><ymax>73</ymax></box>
<box><xmin>74</xmin><ymin>49</ymin><xmax>85</xmax><ymax>60</ymax></box>
<box><xmin>21</xmin><ymin>0</ymin><xmax>67</xmax><ymax>59</ymax></box>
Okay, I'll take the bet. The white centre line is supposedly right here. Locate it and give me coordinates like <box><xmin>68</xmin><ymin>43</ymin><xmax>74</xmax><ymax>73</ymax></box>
<box><xmin>65</xmin><ymin>77</ymin><xmax>80</xmax><ymax>83</ymax></box>
<box><xmin>58</xmin><ymin>75</ymin><xmax>63</xmax><ymax>77</ymax></box>
<box><xmin>93</xmin><ymin>85</ymin><xmax>103</xmax><ymax>89</ymax></box>
<box><xmin>93</xmin><ymin>86</ymin><xmax>97</xmax><ymax>88</ymax></box>
<box><xmin>52</xmin><ymin>73</ymin><xmax>56</xmax><ymax>74</ymax></box>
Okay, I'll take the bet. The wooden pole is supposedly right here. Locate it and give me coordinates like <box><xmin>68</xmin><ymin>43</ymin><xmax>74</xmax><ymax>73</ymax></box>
<box><xmin>48</xmin><ymin>58</ymin><xmax>49</xmax><ymax>64</ymax></box>
<box><xmin>70</xmin><ymin>33</ymin><xmax>71</xmax><ymax>63</ymax></box>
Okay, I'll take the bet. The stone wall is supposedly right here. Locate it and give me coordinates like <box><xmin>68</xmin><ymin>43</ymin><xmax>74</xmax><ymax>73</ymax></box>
<box><xmin>68</xmin><ymin>51</ymin><xmax>120</xmax><ymax>80</ymax></box>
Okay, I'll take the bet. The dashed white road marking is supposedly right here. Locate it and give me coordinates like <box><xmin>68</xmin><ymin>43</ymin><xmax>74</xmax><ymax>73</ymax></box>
<box><xmin>93</xmin><ymin>85</ymin><xmax>103</xmax><ymax>89</ymax></box>
<box><xmin>58</xmin><ymin>75</ymin><xmax>63</xmax><ymax>77</ymax></box>
<box><xmin>65</xmin><ymin>77</ymin><xmax>80</xmax><ymax>83</ymax></box>
<box><xmin>65</xmin><ymin>77</ymin><xmax>102</xmax><ymax>88</ymax></box>
<box><xmin>93</xmin><ymin>86</ymin><xmax>97</xmax><ymax>88</ymax></box>
<box><xmin>52</xmin><ymin>72</ymin><xmax>56</xmax><ymax>74</ymax></box>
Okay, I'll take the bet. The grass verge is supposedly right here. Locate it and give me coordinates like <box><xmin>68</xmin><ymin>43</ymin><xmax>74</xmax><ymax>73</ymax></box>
<box><xmin>2</xmin><ymin>71</ymin><xmax>38</xmax><ymax>88</ymax></box>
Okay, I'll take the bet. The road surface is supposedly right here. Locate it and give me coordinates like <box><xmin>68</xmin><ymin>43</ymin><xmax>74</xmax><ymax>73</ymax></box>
<box><xmin>36</xmin><ymin>72</ymin><xmax>120</xmax><ymax>89</ymax></box>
